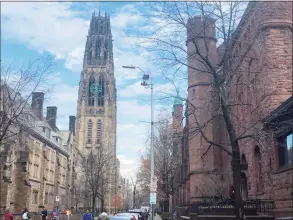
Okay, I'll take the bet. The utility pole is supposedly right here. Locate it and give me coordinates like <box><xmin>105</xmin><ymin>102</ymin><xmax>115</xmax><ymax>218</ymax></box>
<box><xmin>122</xmin><ymin>65</ymin><xmax>156</xmax><ymax>220</ymax></box>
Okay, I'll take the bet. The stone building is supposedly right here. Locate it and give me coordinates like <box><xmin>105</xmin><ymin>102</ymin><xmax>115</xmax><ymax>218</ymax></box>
<box><xmin>0</xmin><ymin>89</ymin><xmax>77</xmax><ymax>213</ymax></box>
<box><xmin>172</xmin><ymin>1</ymin><xmax>292</xmax><ymax>218</ymax></box>
<box><xmin>75</xmin><ymin>11</ymin><xmax>117</xmax><ymax>212</ymax></box>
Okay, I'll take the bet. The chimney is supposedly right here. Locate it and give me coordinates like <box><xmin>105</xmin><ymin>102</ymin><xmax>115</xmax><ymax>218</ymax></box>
<box><xmin>69</xmin><ymin>116</ymin><xmax>76</xmax><ymax>135</ymax></box>
<box><xmin>46</xmin><ymin>106</ymin><xmax>57</xmax><ymax>130</ymax></box>
<box><xmin>31</xmin><ymin>92</ymin><xmax>44</xmax><ymax>120</ymax></box>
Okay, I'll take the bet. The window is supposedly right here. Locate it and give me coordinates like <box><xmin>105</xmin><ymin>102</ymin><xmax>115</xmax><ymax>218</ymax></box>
<box><xmin>87</xmin><ymin>120</ymin><xmax>93</xmax><ymax>143</ymax></box>
<box><xmin>97</xmin><ymin>120</ymin><xmax>102</xmax><ymax>144</ymax></box>
<box><xmin>45</xmin><ymin>192</ymin><xmax>48</xmax><ymax>204</ymax></box>
<box><xmin>88</xmin><ymin>74</ymin><xmax>95</xmax><ymax>106</ymax></box>
<box><xmin>192</xmin><ymin>89</ymin><xmax>195</xmax><ymax>98</ymax></box>
<box><xmin>278</xmin><ymin>133</ymin><xmax>293</xmax><ymax>167</ymax></box>
<box><xmin>98</xmin><ymin>74</ymin><xmax>105</xmax><ymax>106</ymax></box>
<box><xmin>32</xmin><ymin>190</ymin><xmax>38</xmax><ymax>204</ymax></box>
<box><xmin>254</xmin><ymin>146</ymin><xmax>262</xmax><ymax>192</ymax></box>
<box><xmin>33</xmin><ymin>164</ymin><xmax>39</xmax><ymax>178</ymax></box>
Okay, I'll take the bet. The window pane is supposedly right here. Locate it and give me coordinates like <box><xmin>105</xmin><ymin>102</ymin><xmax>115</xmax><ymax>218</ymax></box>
<box><xmin>286</xmin><ymin>133</ymin><xmax>292</xmax><ymax>164</ymax></box>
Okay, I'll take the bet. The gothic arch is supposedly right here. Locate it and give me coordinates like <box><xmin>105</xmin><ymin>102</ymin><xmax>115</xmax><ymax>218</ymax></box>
<box><xmin>97</xmin><ymin>119</ymin><xmax>102</xmax><ymax>144</ymax></box>
<box><xmin>87</xmin><ymin>119</ymin><xmax>93</xmax><ymax>144</ymax></box>
<box><xmin>241</xmin><ymin>153</ymin><xmax>247</xmax><ymax>165</ymax></box>
<box><xmin>88</xmin><ymin>73</ymin><xmax>95</xmax><ymax>106</ymax></box>
<box><xmin>98</xmin><ymin>73</ymin><xmax>105</xmax><ymax>106</ymax></box>
<box><xmin>254</xmin><ymin>145</ymin><xmax>263</xmax><ymax>192</ymax></box>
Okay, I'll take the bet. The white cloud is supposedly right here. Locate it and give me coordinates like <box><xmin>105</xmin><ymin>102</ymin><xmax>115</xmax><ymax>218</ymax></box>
<box><xmin>44</xmin><ymin>84</ymin><xmax>78</xmax><ymax>130</ymax></box>
<box><xmin>117</xmin><ymin>155</ymin><xmax>139</xmax><ymax>179</ymax></box>
<box><xmin>1</xmin><ymin>2</ymin><xmax>154</xmax><ymax>84</ymax></box>
<box><xmin>2</xmin><ymin>2</ymin><xmax>89</xmax><ymax>73</ymax></box>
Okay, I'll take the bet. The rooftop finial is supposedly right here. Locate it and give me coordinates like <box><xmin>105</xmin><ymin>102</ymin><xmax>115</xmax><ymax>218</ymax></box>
<box><xmin>99</xmin><ymin>9</ymin><xmax>101</xmax><ymax>17</ymax></box>
<box><xmin>173</xmin><ymin>88</ymin><xmax>183</xmax><ymax>106</ymax></box>
<box><xmin>105</xmin><ymin>11</ymin><xmax>107</xmax><ymax>17</ymax></box>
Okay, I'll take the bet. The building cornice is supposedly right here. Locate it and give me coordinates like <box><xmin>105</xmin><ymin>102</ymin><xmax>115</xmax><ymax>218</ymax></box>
<box><xmin>20</xmin><ymin>123</ymin><xmax>69</xmax><ymax>157</ymax></box>
<box><xmin>262</xmin><ymin>96</ymin><xmax>293</xmax><ymax>124</ymax></box>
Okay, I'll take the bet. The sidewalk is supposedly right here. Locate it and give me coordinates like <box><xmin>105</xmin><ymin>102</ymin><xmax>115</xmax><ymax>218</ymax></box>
<box><xmin>154</xmin><ymin>215</ymin><xmax>162</xmax><ymax>220</ymax></box>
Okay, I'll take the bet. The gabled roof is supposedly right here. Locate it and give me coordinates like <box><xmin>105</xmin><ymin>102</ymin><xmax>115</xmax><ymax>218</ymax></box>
<box><xmin>1</xmin><ymin>82</ymin><xmax>69</xmax><ymax>155</ymax></box>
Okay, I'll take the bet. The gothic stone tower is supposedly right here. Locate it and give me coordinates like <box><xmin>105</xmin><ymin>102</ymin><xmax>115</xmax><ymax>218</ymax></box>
<box><xmin>186</xmin><ymin>16</ymin><xmax>222</xmax><ymax>201</ymax></box>
<box><xmin>75</xmin><ymin>11</ymin><xmax>117</xmax><ymax>209</ymax></box>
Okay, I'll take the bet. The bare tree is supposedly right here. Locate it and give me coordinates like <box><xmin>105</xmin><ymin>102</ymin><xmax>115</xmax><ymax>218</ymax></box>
<box><xmin>137</xmin><ymin>2</ymin><xmax>277</xmax><ymax>219</ymax></box>
<box><xmin>0</xmin><ymin>55</ymin><xmax>54</xmax><ymax>146</ymax></box>
<box><xmin>129</xmin><ymin>177</ymin><xmax>138</xmax><ymax>208</ymax></box>
<box><xmin>81</xmin><ymin>146</ymin><xmax>114</xmax><ymax>216</ymax></box>
<box><xmin>138</xmin><ymin>114</ymin><xmax>181</xmax><ymax>212</ymax></box>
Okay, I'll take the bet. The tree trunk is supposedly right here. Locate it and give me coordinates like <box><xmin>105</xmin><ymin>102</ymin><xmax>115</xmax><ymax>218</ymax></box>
<box><xmin>92</xmin><ymin>195</ymin><xmax>96</xmax><ymax>217</ymax></box>
<box><xmin>101</xmin><ymin>198</ymin><xmax>105</xmax><ymax>212</ymax></box>
<box><xmin>231</xmin><ymin>142</ymin><xmax>243</xmax><ymax>220</ymax></box>
<box><xmin>218</xmin><ymin>85</ymin><xmax>243</xmax><ymax>220</ymax></box>
<box><xmin>133</xmin><ymin>186</ymin><xmax>136</xmax><ymax>208</ymax></box>
<box><xmin>164</xmin><ymin>200</ymin><xmax>169</xmax><ymax>212</ymax></box>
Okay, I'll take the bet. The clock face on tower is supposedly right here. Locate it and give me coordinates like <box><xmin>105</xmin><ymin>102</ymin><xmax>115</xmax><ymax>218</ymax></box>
<box><xmin>90</xmin><ymin>83</ymin><xmax>102</xmax><ymax>94</ymax></box>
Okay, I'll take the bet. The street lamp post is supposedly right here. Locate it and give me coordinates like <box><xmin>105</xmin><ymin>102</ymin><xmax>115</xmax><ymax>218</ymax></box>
<box><xmin>122</xmin><ymin>65</ymin><xmax>155</xmax><ymax>220</ymax></box>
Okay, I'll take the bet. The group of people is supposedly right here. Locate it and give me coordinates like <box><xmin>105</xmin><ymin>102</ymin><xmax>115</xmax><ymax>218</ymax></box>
<box><xmin>4</xmin><ymin>208</ymin><xmax>109</xmax><ymax>220</ymax></box>
<box><xmin>4</xmin><ymin>207</ymin><xmax>71</xmax><ymax>220</ymax></box>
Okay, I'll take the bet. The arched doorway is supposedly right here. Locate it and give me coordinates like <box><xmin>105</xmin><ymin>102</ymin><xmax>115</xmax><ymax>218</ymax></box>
<box><xmin>241</xmin><ymin>172</ymin><xmax>248</xmax><ymax>200</ymax></box>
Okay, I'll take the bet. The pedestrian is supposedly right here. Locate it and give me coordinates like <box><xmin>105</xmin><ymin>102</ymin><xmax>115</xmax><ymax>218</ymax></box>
<box><xmin>51</xmin><ymin>208</ymin><xmax>59</xmax><ymax>220</ymax></box>
<box><xmin>41</xmin><ymin>207</ymin><xmax>48</xmax><ymax>220</ymax></box>
<box><xmin>66</xmin><ymin>209</ymin><xmax>72</xmax><ymax>220</ymax></box>
<box><xmin>4</xmin><ymin>209</ymin><xmax>13</xmax><ymax>220</ymax></box>
<box><xmin>172</xmin><ymin>211</ymin><xmax>177</xmax><ymax>220</ymax></box>
<box><xmin>97</xmin><ymin>212</ymin><xmax>109</xmax><ymax>220</ymax></box>
<box><xmin>22</xmin><ymin>208</ymin><xmax>30</xmax><ymax>220</ymax></box>
<box><xmin>82</xmin><ymin>210</ymin><xmax>94</xmax><ymax>220</ymax></box>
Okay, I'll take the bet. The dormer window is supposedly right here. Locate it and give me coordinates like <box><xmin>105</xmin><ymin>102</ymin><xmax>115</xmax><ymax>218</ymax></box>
<box><xmin>42</xmin><ymin>127</ymin><xmax>51</xmax><ymax>138</ymax></box>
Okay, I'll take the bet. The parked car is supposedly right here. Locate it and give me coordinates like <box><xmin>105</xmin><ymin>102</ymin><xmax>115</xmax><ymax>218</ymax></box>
<box><xmin>115</xmin><ymin>213</ymin><xmax>137</xmax><ymax>220</ymax></box>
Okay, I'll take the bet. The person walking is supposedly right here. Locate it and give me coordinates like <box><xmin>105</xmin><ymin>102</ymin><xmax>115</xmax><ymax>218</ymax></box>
<box><xmin>4</xmin><ymin>209</ymin><xmax>13</xmax><ymax>220</ymax></box>
<box><xmin>22</xmin><ymin>208</ymin><xmax>30</xmax><ymax>220</ymax></box>
<box><xmin>51</xmin><ymin>208</ymin><xmax>59</xmax><ymax>220</ymax></box>
<box><xmin>82</xmin><ymin>210</ymin><xmax>94</xmax><ymax>220</ymax></box>
<box><xmin>66</xmin><ymin>209</ymin><xmax>72</xmax><ymax>220</ymax></box>
<box><xmin>41</xmin><ymin>208</ymin><xmax>48</xmax><ymax>220</ymax></box>
<box><xmin>97</xmin><ymin>212</ymin><xmax>109</xmax><ymax>220</ymax></box>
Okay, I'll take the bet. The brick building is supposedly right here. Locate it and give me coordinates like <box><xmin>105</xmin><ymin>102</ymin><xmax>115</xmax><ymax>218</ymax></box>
<box><xmin>0</xmin><ymin>89</ymin><xmax>77</xmax><ymax>213</ymax></box>
<box><xmin>172</xmin><ymin>2</ymin><xmax>292</xmax><ymax>218</ymax></box>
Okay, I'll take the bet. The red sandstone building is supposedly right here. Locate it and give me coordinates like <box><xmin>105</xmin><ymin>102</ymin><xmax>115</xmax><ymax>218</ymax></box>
<box><xmin>172</xmin><ymin>2</ymin><xmax>292</xmax><ymax>218</ymax></box>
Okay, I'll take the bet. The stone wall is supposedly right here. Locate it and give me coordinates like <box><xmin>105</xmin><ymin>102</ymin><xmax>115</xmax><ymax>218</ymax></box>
<box><xmin>227</xmin><ymin>1</ymin><xmax>292</xmax><ymax>217</ymax></box>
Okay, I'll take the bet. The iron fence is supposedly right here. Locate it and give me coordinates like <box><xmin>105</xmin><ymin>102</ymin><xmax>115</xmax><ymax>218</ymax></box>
<box><xmin>184</xmin><ymin>199</ymin><xmax>275</xmax><ymax>216</ymax></box>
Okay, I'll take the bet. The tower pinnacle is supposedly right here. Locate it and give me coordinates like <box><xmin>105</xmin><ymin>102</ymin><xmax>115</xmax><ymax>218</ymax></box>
<box><xmin>85</xmin><ymin>10</ymin><xmax>113</xmax><ymax>66</ymax></box>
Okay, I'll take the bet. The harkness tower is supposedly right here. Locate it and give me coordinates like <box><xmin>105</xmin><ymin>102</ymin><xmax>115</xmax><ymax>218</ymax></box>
<box><xmin>75</xmin><ymin>11</ymin><xmax>117</xmax><ymax>211</ymax></box>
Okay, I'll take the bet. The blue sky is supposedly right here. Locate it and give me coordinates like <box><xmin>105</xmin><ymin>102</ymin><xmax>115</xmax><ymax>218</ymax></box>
<box><xmin>1</xmin><ymin>2</ymin><xmax>180</xmax><ymax>178</ymax></box>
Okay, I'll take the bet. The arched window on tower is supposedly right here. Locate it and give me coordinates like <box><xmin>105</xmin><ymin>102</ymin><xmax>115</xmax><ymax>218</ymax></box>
<box><xmin>88</xmin><ymin>74</ymin><xmax>95</xmax><ymax>106</ymax></box>
<box><xmin>97</xmin><ymin>120</ymin><xmax>102</xmax><ymax>144</ymax></box>
<box><xmin>98</xmin><ymin>74</ymin><xmax>105</xmax><ymax>106</ymax></box>
<box><xmin>87</xmin><ymin>119</ymin><xmax>93</xmax><ymax>144</ymax></box>
<box><xmin>254</xmin><ymin>146</ymin><xmax>263</xmax><ymax>192</ymax></box>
